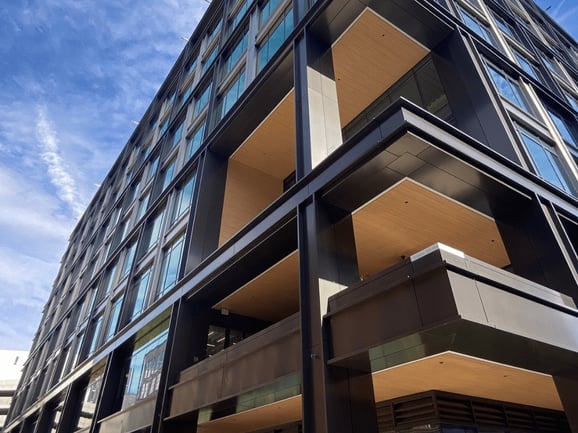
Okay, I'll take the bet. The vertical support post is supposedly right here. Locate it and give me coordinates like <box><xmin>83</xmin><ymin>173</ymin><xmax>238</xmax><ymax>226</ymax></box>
<box><xmin>88</xmin><ymin>351</ymin><xmax>126</xmax><ymax>433</ymax></box>
<box><xmin>294</xmin><ymin>30</ymin><xmax>342</xmax><ymax>178</ymax></box>
<box><xmin>554</xmin><ymin>376</ymin><xmax>578</xmax><ymax>432</ymax></box>
<box><xmin>152</xmin><ymin>300</ymin><xmax>210</xmax><ymax>433</ymax></box>
<box><xmin>185</xmin><ymin>150</ymin><xmax>228</xmax><ymax>272</ymax></box>
<box><xmin>496</xmin><ymin>195</ymin><xmax>578</xmax><ymax>300</ymax></box>
<box><xmin>56</xmin><ymin>382</ymin><xmax>84</xmax><ymax>433</ymax></box>
<box><xmin>298</xmin><ymin>198</ymin><xmax>378</xmax><ymax>433</ymax></box>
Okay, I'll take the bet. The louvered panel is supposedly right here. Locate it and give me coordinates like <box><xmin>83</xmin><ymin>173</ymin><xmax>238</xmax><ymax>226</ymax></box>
<box><xmin>437</xmin><ymin>395</ymin><xmax>473</xmax><ymax>423</ymax></box>
<box><xmin>376</xmin><ymin>402</ymin><xmax>395</xmax><ymax>433</ymax></box>
<box><xmin>505</xmin><ymin>407</ymin><xmax>534</xmax><ymax>430</ymax></box>
<box><xmin>534</xmin><ymin>412</ymin><xmax>570</xmax><ymax>432</ymax></box>
<box><xmin>472</xmin><ymin>402</ymin><xmax>506</xmax><ymax>426</ymax></box>
<box><xmin>393</xmin><ymin>396</ymin><xmax>436</xmax><ymax>425</ymax></box>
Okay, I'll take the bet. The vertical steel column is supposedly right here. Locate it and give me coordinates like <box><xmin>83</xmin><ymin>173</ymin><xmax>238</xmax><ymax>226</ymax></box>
<box><xmin>554</xmin><ymin>376</ymin><xmax>578</xmax><ymax>432</ymax></box>
<box><xmin>185</xmin><ymin>151</ymin><xmax>228</xmax><ymax>272</ymax></box>
<box><xmin>496</xmin><ymin>194</ymin><xmax>578</xmax><ymax>300</ymax></box>
<box><xmin>88</xmin><ymin>351</ymin><xmax>126</xmax><ymax>433</ymax></box>
<box><xmin>152</xmin><ymin>300</ymin><xmax>210</xmax><ymax>433</ymax></box>
<box><xmin>297</xmin><ymin>198</ymin><xmax>378</xmax><ymax>433</ymax></box>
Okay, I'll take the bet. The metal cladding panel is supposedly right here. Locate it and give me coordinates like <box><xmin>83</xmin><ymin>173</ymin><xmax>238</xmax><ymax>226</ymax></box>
<box><xmin>169</xmin><ymin>314</ymin><xmax>301</xmax><ymax>418</ymax></box>
<box><xmin>99</xmin><ymin>397</ymin><xmax>155</xmax><ymax>433</ymax></box>
<box><xmin>326</xmin><ymin>244</ymin><xmax>578</xmax><ymax>368</ymax></box>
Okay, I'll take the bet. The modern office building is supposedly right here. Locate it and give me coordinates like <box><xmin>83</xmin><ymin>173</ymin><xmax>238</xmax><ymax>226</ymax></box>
<box><xmin>0</xmin><ymin>351</ymin><xmax>28</xmax><ymax>432</ymax></box>
<box><xmin>5</xmin><ymin>0</ymin><xmax>578</xmax><ymax>431</ymax></box>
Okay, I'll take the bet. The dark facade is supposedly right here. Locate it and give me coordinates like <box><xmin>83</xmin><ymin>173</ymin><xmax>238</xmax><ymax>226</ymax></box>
<box><xmin>5</xmin><ymin>0</ymin><xmax>578</xmax><ymax>432</ymax></box>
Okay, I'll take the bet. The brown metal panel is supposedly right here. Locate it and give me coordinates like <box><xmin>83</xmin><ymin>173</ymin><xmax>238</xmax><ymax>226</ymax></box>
<box><xmin>329</xmin><ymin>279</ymin><xmax>422</xmax><ymax>361</ymax></box>
<box><xmin>99</xmin><ymin>397</ymin><xmax>155</xmax><ymax>433</ymax></box>
<box><xmin>169</xmin><ymin>315</ymin><xmax>301</xmax><ymax>418</ymax></box>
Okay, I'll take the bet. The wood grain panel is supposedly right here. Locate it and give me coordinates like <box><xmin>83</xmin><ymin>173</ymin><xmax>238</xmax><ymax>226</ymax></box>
<box><xmin>214</xmin><ymin>252</ymin><xmax>299</xmax><ymax>321</ymax></box>
<box><xmin>197</xmin><ymin>396</ymin><xmax>302</xmax><ymax>433</ymax></box>
<box><xmin>373</xmin><ymin>352</ymin><xmax>562</xmax><ymax>410</ymax></box>
<box><xmin>219</xmin><ymin>160</ymin><xmax>283</xmax><ymax>246</ymax></box>
<box><xmin>232</xmin><ymin>91</ymin><xmax>296</xmax><ymax>180</ymax></box>
<box><xmin>352</xmin><ymin>178</ymin><xmax>510</xmax><ymax>277</ymax></box>
<box><xmin>332</xmin><ymin>9</ymin><xmax>429</xmax><ymax>125</ymax></box>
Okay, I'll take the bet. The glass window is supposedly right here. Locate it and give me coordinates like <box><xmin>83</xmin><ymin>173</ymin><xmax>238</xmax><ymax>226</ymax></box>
<box><xmin>121</xmin><ymin>241</ymin><xmax>137</xmax><ymax>278</ymax></box>
<box><xmin>158</xmin><ymin>119</ymin><xmax>169</xmax><ymax>137</ymax></box>
<box><xmin>543</xmin><ymin>55</ymin><xmax>567</xmax><ymax>80</ymax></box>
<box><xmin>137</xmin><ymin>191</ymin><xmax>150</xmax><ymax>220</ymax></box>
<box><xmin>202</xmin><ymin>43</ymin><xmax>218</xmax><ymax>74</ymax></box>
<box><xmin>76</xmin><ymin>368</ymin><xmax>103</xmax><ymax>430</ymax></box>
<box><xmin>141</xmin><ymin>210</ymin><xmax>165</xmax><ymax>254</ymax></box>
<box><xmin>187</xmin><ymin>121</ymin><xmax>206</xmax><ymax>158</ymax></box>
<box><xmin>494</xmin><ymin>14</ymin><xmax>515</xmax><ymax>38</ymax></box>
<box><xmin>257</xmin><ymin>7</ymin><xmax>294</xmax><ymax>71</ymax></box>
<box><xmin>122</xmin><ymin>319</ymin><xmax>169</xmax><ymax>409</ymax></box>
<box><xmin>222</xmin><ymin>32</ymin><xmax>248</xmax><ymax>79</ymax></box>
<box><xmin>171</xmin><ymin>173</ymin><xmax>197</xmax><ymax>223</ymax></box>
<box><xmin>194</xmin><ymin>84</ymin><xmax>212</xmax><ymax>117</ymax></box>
<box><xmin>131</xmin><ymin>267</ymin><xmax>152</xmax><ymax>321</ymax></box>
<box><xmin>260</xmin><ymin>0</ymin><xmax>282</xmax><ymax>26</ymax></box>
<box><xmin>87</xmin><ymin>315</ymin><xmax>103</xmax><ymax>355</ymax></box>
<box><xmin>158</xmin><ymin>234</ymin><xmax>185</xmax><ymax>296</ymax></box>
<box><xmin>219</xmin><ymin>70</ymin><xmax>246</xmax><ymax>119</ymax></box>
<box><xmin>513</xmin><ymin>51</ymin><xmax>539</xmax><ymax>80</ymax></box>
<box><xmin>517</xmin><ymin>125</ymin><xmax>574</xmax><ymax>193</ymax></box>
<box><xmin>146</xmin><ymin>156</ymin><xmax>159</xmax><ymax>182</ymax></box>
<box><xmin>160</xmin><ymin>159</ymin><xmax>177</xmax><ymax>192</ymax></box>
<box><xmin>563</xmin><ymin>90</ymin><xmax>578</xmax><ymax>112</ymax></box>
<box><xmin>486</xmin><ymin>64</ymin><xmax>529</xmax><ymax>111</ymax></box>
<box><xmin>548</xmin><ymin>109</ymin><xmax>578</xmax><ymax>150</ymax></box>
<box><xmin>179</xmin><ymin>82</ymin><xmax>194</xmax><ymax>108</ymax></box>
<box><xmin>171</xmin><ymin>122</ymin><xmax>184</xmax><ymax>147</ymax></box>
<box><xmin>229</xmin><ymin>0</ymin><xmax>249</xmax><ymax>31</ymax></box>
<box><xmin>206</xmin><ymin>20</ymin><xmax>222</xmax><ymax>47</ymax></box>
<box><xmin>186</xmin><ymin>58</ymin><xmax>197</xmax><ymax>80</ymax></box>
<box><xmin>99</xmin><ymin>263</ymin><xmax>117</xmax><ymax>301</ymax></box>
<box><xmin>104</xmin><ymin>296</ymin><xmax>123</xmax><ymax>342</ymax></box>
<box><xmin>459</xmin><ymin>7</ymin><xmax>494</xmax><ymax>44</ymax></box>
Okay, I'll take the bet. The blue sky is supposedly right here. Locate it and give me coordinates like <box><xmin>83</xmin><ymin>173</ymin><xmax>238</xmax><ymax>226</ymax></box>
<box><xmin>536</xmin><ymin>0</ymin><xmax>578</xmax><ymax>38</ymax></box>
<box><xmin>0</xmin><ymin>0</ymin><xmax>208</xmax><ymax>350</ymax></box>
<box><xmin>0</xmin><ymin>1</ymin><xmax>576</xmax><ymax>351</ymax></box>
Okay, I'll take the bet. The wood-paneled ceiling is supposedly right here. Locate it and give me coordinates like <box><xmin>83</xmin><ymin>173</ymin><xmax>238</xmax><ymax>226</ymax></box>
<box><xmin>214</xmin><ymin>251</ymin><xmax>299</xmax><ymax>322</ymax></box>
<box><xmin>331</xmin><ymin>8</ymin><xmax>429</xmax><ymax>126</ymax></box>
<box><xmin>373</xmin><ymin>352</ymin><xmax>562</xmax><ymax>410</ymax></box>
<box><xmin>197</xmin><ymin>396</ymin><xmax>302</xmax><ymax>433</ymax></box>
<box><xmin>352</xmin><ymin>178</ymin><xmax>510</xmax><ymax>277</ymax></box>
<box><xmin>231</xmin><ymin>90</ymin><xmax>296</xmax><ymax>180</ymax></box>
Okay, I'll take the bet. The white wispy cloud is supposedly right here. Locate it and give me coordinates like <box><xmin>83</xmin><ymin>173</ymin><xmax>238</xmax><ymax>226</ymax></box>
<box><xmin>36</xmin><ymin>106</ymin><xmax>86</xmax><ymax>219</ymax></box>
<box><xmin>0</xmin><ymin>0</ymin><xmax>209</xmax><ymax>350</ymax></box>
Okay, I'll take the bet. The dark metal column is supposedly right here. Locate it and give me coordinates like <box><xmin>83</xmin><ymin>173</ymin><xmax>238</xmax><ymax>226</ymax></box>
<box><xmin>153</xmin><ymin>300</ymin><xmax>210</xmax><ymax>433</ymax></box>
<box><xmin>88</xmin><ymin>351</ymin><xmax>127</xmax><ymax>433</ymax></box>
<box><xmin>496</xmin><ymin>195</ymin><xmax>578</xmax><ymax>301</ymax></box>
<box><xmin>554</xmin><ymin>376</ymin><xmax>578</xmax><ymax>432</ymax></box>
<box><xmin>185</xmin><ymin>150</ymin><xmax>228</xmax><ymax>273</ymax></box>
<box><xmin>298</xmin><ymin>198</ymin><xmax>378</xmax><ymax>433</ymax></box>
<box><xmin>55</xmin><ymin>382</ymin><xmax>84</xmax><ymax>433</ymax></box>
<box><xmin>432</xmin><ymin>31</ymin><xmax>522</xmax><ymax>163</ymax></box>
